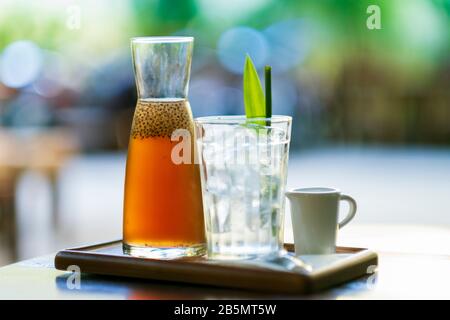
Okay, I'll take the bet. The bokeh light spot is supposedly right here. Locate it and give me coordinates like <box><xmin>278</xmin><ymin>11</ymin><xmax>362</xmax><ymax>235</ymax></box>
<box><xmin>264</xmin><ymin>19</ymin><xmax>311</xmax><ymax>73</ymax></box>
<box><xmin>0</xmin><ymin>41</ymin><xmax>43</xmax><ymax>88</ymax></box>
<box><xmin>217</xmin><ymin>26</ymin><xmax>269</xmax><ymax>74</ymax></box>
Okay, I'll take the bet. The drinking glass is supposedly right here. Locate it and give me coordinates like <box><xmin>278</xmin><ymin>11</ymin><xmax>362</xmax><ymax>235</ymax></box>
<box><xmin>195</xmin><ymin>116</ymin><xmax>292</xmax><ymax>259</ymax></box>
<box><xmin>123</xmin><ymin>37</ymin><xmax>205</xmax><ymax>258</ymax></box>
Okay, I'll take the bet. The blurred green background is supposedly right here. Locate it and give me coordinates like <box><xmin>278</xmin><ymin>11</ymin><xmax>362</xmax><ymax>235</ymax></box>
<box><xmin>0</xmin><ymin>0</ymin><xmax>449</xmax><ymax>149</ymax></box>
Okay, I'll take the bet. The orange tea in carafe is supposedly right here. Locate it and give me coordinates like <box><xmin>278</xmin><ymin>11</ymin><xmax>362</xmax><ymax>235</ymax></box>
<box><xmin>123</xmin><ymin>37</ymin><xmax>205</xmax><ymax>258</ymax></box>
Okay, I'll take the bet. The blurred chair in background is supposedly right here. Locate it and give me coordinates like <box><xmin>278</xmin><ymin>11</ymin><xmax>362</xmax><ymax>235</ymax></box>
<box><xmin>0</xmin><ymin>128</ymin><xmax>79</xmax><ymax>262</ymax></box>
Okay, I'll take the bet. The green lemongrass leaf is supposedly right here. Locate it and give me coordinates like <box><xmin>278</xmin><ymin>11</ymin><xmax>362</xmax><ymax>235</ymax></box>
<box><xmin>243</xmin><ymin>55</ymin><xmax>265</xmax><ymax>119</ymax></box>
<box><xmin>264</xmin><ymin>65</ymin><xmax>272</xmax><ymax>118</ymax></box>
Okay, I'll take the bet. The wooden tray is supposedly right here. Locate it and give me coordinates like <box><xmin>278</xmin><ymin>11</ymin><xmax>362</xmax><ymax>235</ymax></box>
<box><xmin>54</xmin><ymin>241</ymin><xmax>377</xmax><ymax>294</ymax></box>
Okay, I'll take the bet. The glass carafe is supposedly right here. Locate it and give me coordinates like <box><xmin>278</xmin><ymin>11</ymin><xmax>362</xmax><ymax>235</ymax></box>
<box><xmin>123</xmin><ymin>37</ymin><xmax>205</xmax><ymax>258</ymax></box>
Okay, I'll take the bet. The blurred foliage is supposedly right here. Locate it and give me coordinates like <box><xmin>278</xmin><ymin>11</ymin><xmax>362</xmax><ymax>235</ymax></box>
<box><xmin>0</xmin><ymin>0</ymin><xmax>449</xmax><ymax>149</ymax></box>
